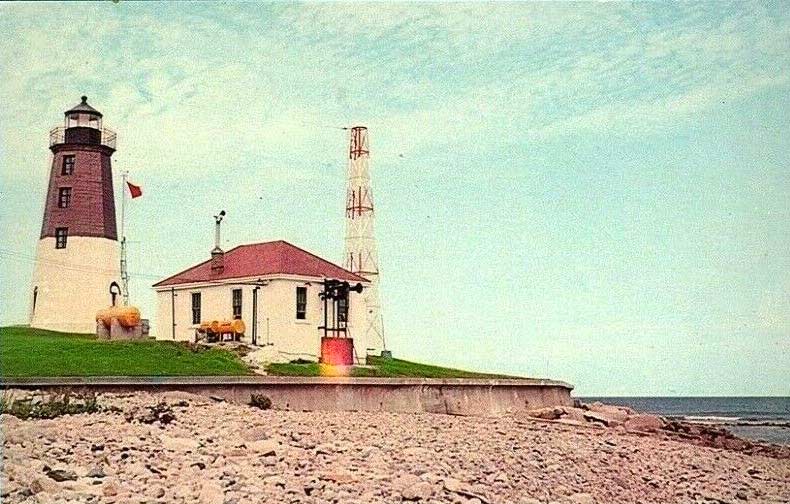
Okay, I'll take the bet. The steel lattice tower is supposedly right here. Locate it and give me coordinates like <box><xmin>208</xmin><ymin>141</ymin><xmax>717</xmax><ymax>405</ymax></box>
<box><xmin>344</xmin><ymin>126</ymin><xmax>384</xmax><ymax>350</ymax></box>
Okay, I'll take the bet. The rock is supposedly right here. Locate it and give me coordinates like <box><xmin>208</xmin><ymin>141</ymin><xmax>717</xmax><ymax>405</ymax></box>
<box><xmin>247</xmin><ymin>438</ymin><xmax>279</xmax><ymax>456</ymax></box>
<box><xmin>583</xmin><ymin>411</ymin><xmax>622</xmax><ymax>427</ymax></box>
<box><xmin>586</xmin><ymin>402</ymin><xmax>633</xmax><ymax>422</ymax></box>
<box><xmin>86</xmin><ymin>466</ymin><xmax>106</xmax><ymax>478</ymax></box>
<box><xmin>198</xmin><ymin>481</ymin><xmax>224</xmax><ymax>504</ymax></box>
<box><xmin>29</xmin><ymin>477</ymin><xmax>59</xmax><ymax>494</ymax></box>
<box><xmin>566</xmin><ymin>493</ymin><xmax>596</xmax><ymax>504</ymax></box>
<box><xmin>624</xmin><ymin>414</ymin><xmax>664</xmax><ymax>433</ymax></box>
<box><xmin>102</xmin><ymin>481</ymin><xmax>119</xmax><ymax>497</ymax></box>
<box><xmin>443</xmin><ymin>477</ymin><xmax>464</xmax><ymax>493</ymax></box>
<box><xmin>559</xmin><ymin>407</ymin><xmax>588</xmax><ymax>423</ymax></box>
<box><xmin>45</xmin><ymin>468</ymin><xmax>78</xmax><ymax>482</ymax></box>
<box><xmin>318</xmin><ymin>470</ymin><xmax>356</xmax><ymax>484</ymax></box>
<box><xmin>263</xmin><ymin>475</ymin><xmax>286</xmax><ymax>487</ymax></box>
<box><xmin>161</xmin><ymin>434</ymin><xmax>200</xmax><ymax>451</ymax></box>
<box><xmin>394</xmin><ymin>473</ymin><xmax>422</xmax><ymax>491</ymax></box>
<box><xmin>0</xmin><ymin>414</ymin><xmax>20</xmax><ymax>428</ymax></box>
<box><xmin>402</xmin><ymin>481</ymin><xmax>433</xmax><ymax>501</ymax></box>
<box><xmin>241</xmin><ymin>427</ymin><xmax>269</xmax><ymax>442</ymax></box>
<box><xmin>526</xmin><ymin>407</ymin><xmax>564</xmax><ymax>420</ymax></box>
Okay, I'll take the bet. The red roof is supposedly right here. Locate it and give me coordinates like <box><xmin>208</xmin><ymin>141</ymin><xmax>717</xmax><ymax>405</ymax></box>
<box><xmin>153</xmin><ymin>240</ymin><xmax>369</xmax><ymax>287</ymax></box>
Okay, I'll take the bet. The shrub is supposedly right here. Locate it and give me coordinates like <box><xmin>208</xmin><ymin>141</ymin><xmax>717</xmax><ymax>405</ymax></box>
<box><xmin>249</xmin><ymin>394</ymin><xmax>272</xmax><ymax>410</ymax></box>
<box><xmin>0</xmin><ymin>391</ymin><xmax>99</xmax><ymax>420</ymax></box>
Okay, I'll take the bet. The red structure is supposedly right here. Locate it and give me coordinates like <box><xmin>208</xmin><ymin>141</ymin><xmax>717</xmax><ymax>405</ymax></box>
<box><xmin>42</xmin><ymin>96</ymin><xmax>118</xmax><ymax>240</ymax></box>
<box><xmin>320</xmin><ymin>337</ymin><xmax>354</xmax><ymax>366</ymax></box>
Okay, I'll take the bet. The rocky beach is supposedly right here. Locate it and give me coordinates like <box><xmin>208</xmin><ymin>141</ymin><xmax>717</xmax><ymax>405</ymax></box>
<box><xmin>2</xmin><ymin>391</ymin><xmax>789</xmax><ymax>504</ymax></box>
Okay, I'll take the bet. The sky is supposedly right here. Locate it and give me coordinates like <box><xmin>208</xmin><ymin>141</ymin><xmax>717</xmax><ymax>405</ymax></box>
<box><xmin>0</xmin><ymin>2</ymin><xmax>788</xmax><ymax>396</ymax></box>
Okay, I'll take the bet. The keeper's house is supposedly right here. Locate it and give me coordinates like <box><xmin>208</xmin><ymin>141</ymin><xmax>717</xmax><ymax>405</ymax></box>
<box><xmin>152</xmin><ymin>240</ymin><xmax>370</xmax><ymax>362</ymax></box>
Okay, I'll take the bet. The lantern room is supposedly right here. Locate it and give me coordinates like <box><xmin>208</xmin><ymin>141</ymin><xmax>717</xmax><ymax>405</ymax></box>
<box><xmin>65</xmin><ymin>96</ymin><xmax>103</xmax><ymax>129</ymax></box>
<box><xmin>50</xmin><ymin>96</ymin><xmax>116</xmax><ymax>150</ymax></box>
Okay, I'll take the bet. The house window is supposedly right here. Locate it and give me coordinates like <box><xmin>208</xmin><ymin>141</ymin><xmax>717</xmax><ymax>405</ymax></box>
<box><xmin>55</xmin><ymin>227</ymin><xmax>68</xmax><ymax>249</ymax></box>
<box><xmin>296</xmin><ymin>286</ymin><xmax>307</xmax><ymax>320</ymax></box>
<box><xmin>232</xmin><ymin>289</ymin><xmax>242</xmax><ymax>319</ymax></box>
<box><xmin>191</xmin><ymin>292</ymin><xmax>201</xmax><ymax>324</ymax></box>
<box><xmin>58</xmin><ymin>187</ymin><xmax>72</xmax><ymax>208</ymax></box>
<box><xmin>62</xmin><ymin>155</ymin><xmax>75</xmax><ymax>175</ymax></box>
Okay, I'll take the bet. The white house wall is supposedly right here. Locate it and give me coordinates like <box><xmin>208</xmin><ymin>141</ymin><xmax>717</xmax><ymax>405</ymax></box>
<box><xmin>154</xmin><ymin>277</ymin><xmax>370</xmax><ymax>363</ymax></box>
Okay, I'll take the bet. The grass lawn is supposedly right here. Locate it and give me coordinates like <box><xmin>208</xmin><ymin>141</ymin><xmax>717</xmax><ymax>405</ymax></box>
<box><xmin>267</xmin><ymin>355</ymin><xmax>525</xmax><ymax>379</ymax></box>
<box><xmin>0</xmin><ymin>326</ymin><xmax>250</xmax><ymax>377</ymax></box>
<box><xmin>1</xmin><ymin>326</ymin><xmax>522</xmax><ymax>379</ymax></box>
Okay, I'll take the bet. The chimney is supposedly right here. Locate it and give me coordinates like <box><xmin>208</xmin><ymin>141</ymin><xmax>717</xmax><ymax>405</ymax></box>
<box><xmin>211</xmin><ymin>210</ymin><xmax>226</xmax><ymax>273</ymax></box>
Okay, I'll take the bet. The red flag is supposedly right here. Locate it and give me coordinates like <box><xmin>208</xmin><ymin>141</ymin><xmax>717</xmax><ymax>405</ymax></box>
<box><xmin>126</xmin><ymin>181</ymin><xmax>142</xmax><ymax>199</ymax></box>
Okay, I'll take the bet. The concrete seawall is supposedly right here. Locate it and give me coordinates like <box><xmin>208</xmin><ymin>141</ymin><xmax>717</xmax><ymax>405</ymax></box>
<box><xmin>1</xmin><ymin>376</ymin><xmax>574</xmax><ymax>416</ymax></box>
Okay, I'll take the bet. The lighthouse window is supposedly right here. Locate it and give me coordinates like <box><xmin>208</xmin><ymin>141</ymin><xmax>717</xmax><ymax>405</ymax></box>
<box><xmin>62</xmin><ymin>155</ymin><xmax>75</xmax><ymax>175</ymax></box>
<box><xmin>55</xmin><ymin>227</ymin><xmax>68</xmax><ymax>249</ymax></box>
<box><xmin>58</xmin><ymin>187</ymin><xmax>72</xmax><ymax>208</ymax></box>
<box><xmin>191</xmin><ymin>292</ymin><xmax>201</xmax><ymax>324</ymax></box>
<box><xmin>296</xmin><ymin>286</ymin><xmax>307</xmax><ymax>320</ymax></box>
<box><xmin>232</xmin><ymin>289</ymin><xmax>242</xmax><ymax>319</ymax></box>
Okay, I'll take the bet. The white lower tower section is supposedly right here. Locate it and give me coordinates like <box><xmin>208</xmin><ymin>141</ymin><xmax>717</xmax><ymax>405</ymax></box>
<box><xmin>30</xmin><ymin>237</ymin><xmax>121</xmax><ymax>333</ymax></box>
<box><xmin>344</xmin><ymin>126</ymin><xmax>384</xmax><ymax>354</ymax></box>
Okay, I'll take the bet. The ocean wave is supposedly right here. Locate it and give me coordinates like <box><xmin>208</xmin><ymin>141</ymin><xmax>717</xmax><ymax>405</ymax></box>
<box><xmin>676</xmin><ymin>416</ymin><xmax>790</xmax><ymax>428</ymax></box>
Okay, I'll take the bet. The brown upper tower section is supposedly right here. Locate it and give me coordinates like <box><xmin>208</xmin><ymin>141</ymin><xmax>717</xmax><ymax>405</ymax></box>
<box><xmin>41</xmin><ymin>96</ymin><xmax>118</xmax><ymax>241</ymax></box>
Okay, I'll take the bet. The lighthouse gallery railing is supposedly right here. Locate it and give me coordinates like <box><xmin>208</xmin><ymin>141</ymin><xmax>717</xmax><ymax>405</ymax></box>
<box><xmin>49</xmin><ymin>127</ymin><xmax>117</xmax><ymax>150</ymax></box>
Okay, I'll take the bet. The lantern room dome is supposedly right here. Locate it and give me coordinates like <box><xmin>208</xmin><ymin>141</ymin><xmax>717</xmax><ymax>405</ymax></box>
<box><xmin>65</xmin><ymin>96</ymin><xmax>102</xmax><ymax>117</ymax></box>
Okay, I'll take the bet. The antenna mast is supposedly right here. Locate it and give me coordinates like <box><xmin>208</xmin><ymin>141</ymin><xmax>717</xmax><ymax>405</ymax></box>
<box><xmin>344</xmin><ymin>126</ymin><xmax>385</xmax><ymax>351</ymax></box>
<box><xmin>120</xmin><ymin>170</ymin><xmax>129</xmax><ymax>305</ymax></box>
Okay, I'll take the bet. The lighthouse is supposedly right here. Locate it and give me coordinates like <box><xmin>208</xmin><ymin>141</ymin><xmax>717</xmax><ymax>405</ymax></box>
<box><xmin>29</xmin><ymin>96</ymin><xmax>122</xmax><ymax>333</ymax></box>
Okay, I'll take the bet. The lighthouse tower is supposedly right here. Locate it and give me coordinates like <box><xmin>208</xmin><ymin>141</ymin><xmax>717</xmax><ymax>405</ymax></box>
<box><xmin>29</xmin><ymin>96</ymin><xmax>121</xmax><ymax>333</ymax></box>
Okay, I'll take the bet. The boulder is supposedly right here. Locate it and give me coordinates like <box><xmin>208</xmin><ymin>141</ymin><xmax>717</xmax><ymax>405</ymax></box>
<box><xmin>402</xmin><ymin>481</ymin><xmax>433</xmax><ymax>501</ymax></box>
<box><xmin>525</xmin><ymin>407</ymin><xmax>564</xmax><ymax>420</ymax></box>
<box><xmin>558</xmin><ymin>407</ymin><xmax>588</xmax><ymax>423</ymax></box>
<box><xmin>585</xmin><ymin>403</ymin><xmax>632</xmax><ymax>423</ymax></box>
<box><xmin>582</xmin><ymin>411</ymin><xmax>622</xmax><ymax>428</ymax></box>
<box><xmin>102</xmin><ymin>481</ymin><xmax>119</xmax><ymax>497</ymax></box>
<box><xmin>624</xmin><ymin>414</ymin><xmax>664</xmax><ymax>433</ymax></box>
<box><xmin>29</xmin><ymin>477</ymin><xmax>59</xmax><ymax>494</ymax></box>
<box><xmin>45</xmin><ymin>468</ymin><xmax>78</xmax><ymax>482</ymax></box>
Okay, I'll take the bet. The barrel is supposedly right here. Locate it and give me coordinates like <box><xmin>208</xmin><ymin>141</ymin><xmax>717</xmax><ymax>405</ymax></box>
<box><xmin>202</xmin><ymin>319</ymin><xmax>245</xmax><ymax>334</ymax></box>
<box><xmin>215</xmin><ymin>319</ymin><xmax>246</xmax><ymax>334</ymax></box>
<box><xmin>95</xmin><ymin>306</ymin><xmax>141</xmax><ymax>328</ymax></box>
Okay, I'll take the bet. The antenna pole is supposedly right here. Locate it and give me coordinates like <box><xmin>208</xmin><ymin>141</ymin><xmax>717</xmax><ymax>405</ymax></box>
<box><xmin>120</xmin><ymin>170</ymin><xmax>130</xmax><ymax>305</ymax></box>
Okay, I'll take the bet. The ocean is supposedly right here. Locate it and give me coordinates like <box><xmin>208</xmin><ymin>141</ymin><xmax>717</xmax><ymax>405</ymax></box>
<box><xmin>582</xmin><ymin>397</ymin><xmax>790</xmax><ymax>445</ymax></box>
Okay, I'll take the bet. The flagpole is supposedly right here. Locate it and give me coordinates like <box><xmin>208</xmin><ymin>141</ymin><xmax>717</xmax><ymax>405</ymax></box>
<box><xmin>120</xmin><ymin>170</ymin><xmax>129</xmax><ymax>305</ymax></box>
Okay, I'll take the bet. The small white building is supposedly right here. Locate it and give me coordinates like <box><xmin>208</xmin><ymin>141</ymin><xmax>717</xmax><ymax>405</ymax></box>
<box><xmin>152</xmin><ymin>240</ymin><xmax>371</xmax><ymax>362</ymax></box>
